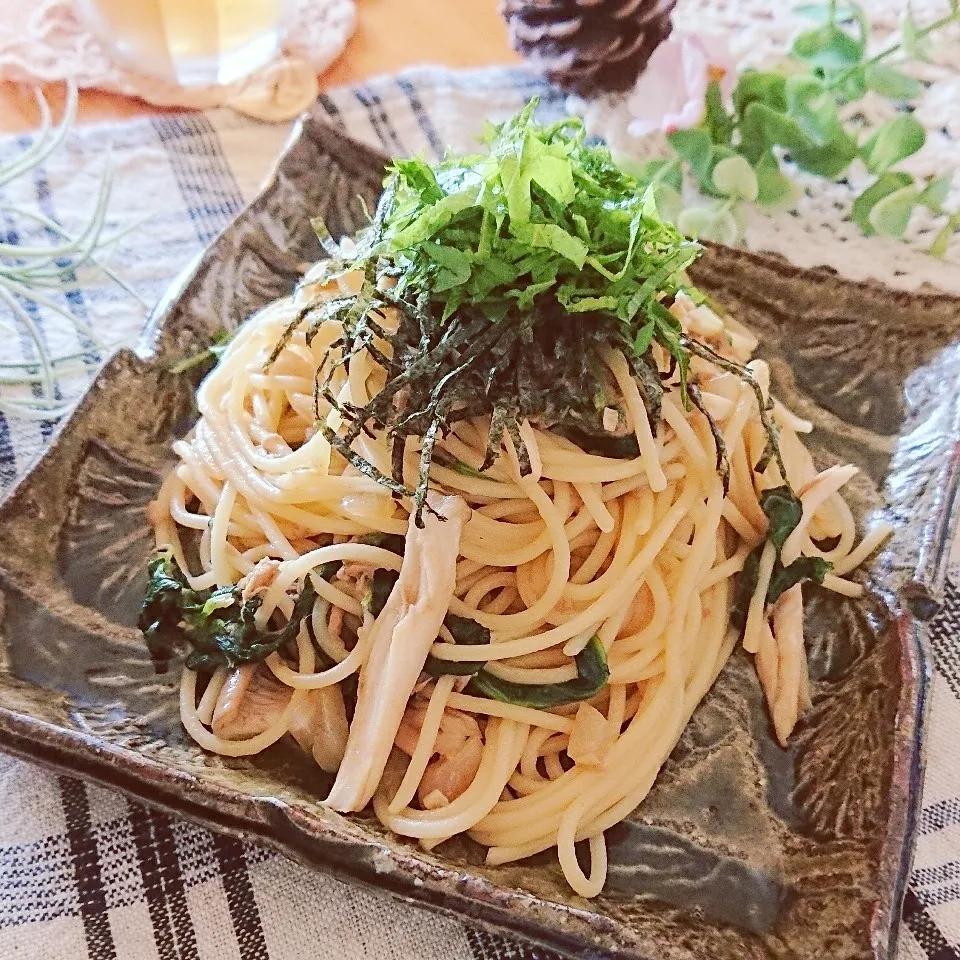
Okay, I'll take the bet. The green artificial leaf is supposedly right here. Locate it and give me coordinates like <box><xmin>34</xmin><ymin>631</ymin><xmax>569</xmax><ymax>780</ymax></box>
<box><xmin>860</xmin><ymin>114</ymin><xmax>926</xmax><ymax>175</ymax></box>
<box><xmin>652</xmin><ymin>183</ymin><xmax>684</xmax><ymax>224</ymax></box>
<box><xmin>864</xmin><ymin>64</ymin><xmax>925</xmax><ymax>100</ymax></box>
<box><xmin>712</xmin><ymin>155</ymin><xmax>760</xmax><ymax>201</ymax></box>
<box><xmin>851</xmin><ymin>171</ymin><xmax>914</xmax><ymax>234</ymax></box>
<box><xmin>928</xmin><ymin>220</ymin><xmax>956</xmax><ymax>258</ymax></box>
<box><xmin>833</xmin><ymin>66</ymin><xmax>868</xmax><ymax>103</ymax></box>
<box><xmin>703</xmin><ymin>208</ymin><xmax>741</xmax><ymax>245</ymax></box>
<box><xmin>869</xmin><ymin>185</ymin><xmax>919</xmax><ymax>237</ymax></box>
<box><xmin>677</xmin><ymin>206</ymin><xmax>717</xmax><ymax>239</ymax></box>
<box><xmin>704</xmin><ymin>80</ymin><xmax>735</xmax><ymax>145</ymax></box>
<box><xmin>919</xmin><ymin>173</ymin><xmax>952</xmax><ymax>211</ymax></box>
<box><xmin>793</xmin><ymin>2</ymin><xmax>862</xmax><ymax>23</ymax></box>
<box><xmin>705</xmin><ymin>144</ymin><xmax>739</xmax><ymax>195</ymax></box>
<box><xmin>637</xmin><ymin>157</ymin><xmax>684</xmax><ymax>192</ymax></box>
<box><xmin>733</xmin><ymin>71</ymin><xmax>788</xmax><ymax>120</ymax></box>
<box><xmin>741</xmin><ymin>94</ymin><xmax>857</xmax><ymax>177</ymax></box>
<box><xmin>791</xmin><ymin>24</ymin><xmax>866</xmax><ymax>70</ymax></box>
<box><xmin>902</xmin><ymin>5</ymin><xmax>933</xmax><ymax>62</ymax></box>
<box><xmin>739</xmin><ymin>102</ymin><xmax>810</xmax><ymax>163</ymax></box>
<box><xmin>467</xmin><ymin>636</ymin><xmax>609</xmax><ymax>709</ymax></box>
<box><xmin>667</xmin><ymin>129</ymin><xmax>713</xmax><ymax>182</ymax></box>
<box><xmin>754</xmin><ymin>153</ymin><xmax>796</xmax><ymax>206</ymax></box>
<box><xmin>793</xmin><ymin>2</ymin><xmax>837</xmax><ymax>19</ymax></box>
<box><xmin>786</xmin><ymin>75</ymin><xmax>844</xmax><ymax>146</ymax></box>
<box><xmin>791</xmin><ymin>133</ymin><xmax>859</xmax><ymax>178</ymax></box>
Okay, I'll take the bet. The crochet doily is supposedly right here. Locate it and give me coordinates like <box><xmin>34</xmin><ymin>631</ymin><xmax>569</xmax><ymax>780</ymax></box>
<box><xmin>0</xmin><ymin>0</ymin><xmax>356</xmax><ymax>121</ymax></box>
<box><xmin>576</xmin><ymin>0</ymin><xmax>960</xmax><ymax>292</ymax></box>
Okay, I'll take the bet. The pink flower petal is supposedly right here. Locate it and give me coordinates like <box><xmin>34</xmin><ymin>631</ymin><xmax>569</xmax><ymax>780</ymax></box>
<box><xmin>625</xmin><ymin>28</ymin><xmax>736</xmax><ymax>137</ymax></box>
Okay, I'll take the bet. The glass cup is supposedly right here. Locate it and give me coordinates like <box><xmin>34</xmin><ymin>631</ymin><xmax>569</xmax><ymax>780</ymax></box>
<box><xmin>75</xmin><ymin>0</ymin><xmax>291</xmax><ymax>88</ymax></box>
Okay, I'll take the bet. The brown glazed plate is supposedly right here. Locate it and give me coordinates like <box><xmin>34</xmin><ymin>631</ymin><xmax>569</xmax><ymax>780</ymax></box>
<box><xmin>0</xmin><ymin>111</ymin><xmax>959</xmax><ymax>960</ymax></box>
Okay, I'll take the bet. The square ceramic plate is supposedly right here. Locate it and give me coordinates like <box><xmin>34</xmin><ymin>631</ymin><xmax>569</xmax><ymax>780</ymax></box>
<box><xmin>1</xmin><ymin>113</ymin><xmax>959</xmax><ymax>960</ymax></box>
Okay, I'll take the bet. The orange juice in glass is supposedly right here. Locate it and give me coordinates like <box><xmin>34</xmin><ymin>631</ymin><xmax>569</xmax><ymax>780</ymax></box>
<box><xmin>75</xmin><ymin>0</ymin><xmax>290</xmax><ymax>87</ymax></box>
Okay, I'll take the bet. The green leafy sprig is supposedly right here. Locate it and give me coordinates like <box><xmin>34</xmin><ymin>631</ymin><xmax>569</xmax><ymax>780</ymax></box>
<box><xmin>633</xmin><ymin>2</ymin><xmax>959</xmax><ymax>253</ymax></box>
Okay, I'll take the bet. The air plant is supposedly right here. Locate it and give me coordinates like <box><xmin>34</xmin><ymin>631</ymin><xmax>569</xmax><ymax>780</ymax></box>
<box><xmin>0</xmin><ymin>82</ymin><xmax>146</xmax><ymax>420</ymax></box>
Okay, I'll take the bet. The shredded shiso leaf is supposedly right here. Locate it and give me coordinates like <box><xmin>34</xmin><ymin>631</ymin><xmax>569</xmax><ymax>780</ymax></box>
<box><xmin>275</xmin><ymin>99</ymin><xmax>792</xmax><ymax>526</ymax></box>
<box><xmin>267</xmin><ymin>103</ymin><xmax>783</xmax><ymax>528</ymax></box>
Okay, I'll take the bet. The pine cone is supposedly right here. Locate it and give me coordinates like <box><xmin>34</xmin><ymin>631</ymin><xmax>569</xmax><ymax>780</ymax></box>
<box><xmin>502</xmin><ymin>0</ymin><xmax>678</xmax><ymax>95</ymax></box>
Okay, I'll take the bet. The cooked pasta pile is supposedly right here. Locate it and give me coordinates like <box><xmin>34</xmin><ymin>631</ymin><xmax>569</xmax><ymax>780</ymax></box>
<box><xmin>146</xmin><ymin>261</ymin><xmax>892</xmax><ymax>897</ymax></box>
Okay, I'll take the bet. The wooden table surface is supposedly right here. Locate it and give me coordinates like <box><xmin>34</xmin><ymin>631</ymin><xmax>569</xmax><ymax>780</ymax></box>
<box><xmin>0</xmin><ymin>0</ymin><xmax>520</xmax><ymax>133</ymax></box>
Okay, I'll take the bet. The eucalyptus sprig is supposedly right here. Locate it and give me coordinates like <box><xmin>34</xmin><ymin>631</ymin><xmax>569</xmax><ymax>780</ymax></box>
<box><xmin>633</xmin><ymin>1</ymin><xmax>960</xmax><ymax>254</ymax></box>
<box><xmin>0</xmin><ymin>83</ymin><xmax>146</xmax><ymax>420</ymax></box>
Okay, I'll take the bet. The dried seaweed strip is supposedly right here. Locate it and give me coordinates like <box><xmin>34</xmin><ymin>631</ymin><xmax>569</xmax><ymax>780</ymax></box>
<box><xmin>629</xmin><ymin>351</ymin><xmax>664</xmax><ymax>434</ymax></box>
<box><xmin>391</xmin><ymin>433</ymin><xmax>408</xmax><ymax>490</ymax></box>
<box><xmin>506</xmin><ymin>415</ymin><xmax>532</xmax><ymax>478</ymax></box>
<box><xmin>680</xmin><ymin>335</ymin><xmax>787</xmax><ymax>484</ymax></box>
<box><xmin>482</xmin><ymin>406</ymin><xmax>511</xmax><ymax>472</ymax></box>
<box><xmin>411</xmin><ymin>397</ymin><xmax>452</xmax><ymax>527</ymax></box>
<box><xmin>319</xmin><ymin>422</ymin><xmax>413</xmax><ymax>499</ymax></box>
<box><xmin>304</xmin><ymin>298</ymin><xmax>355</xmax><ymax>348</ymax></box>
<box><xmin>310</xmin><ymin>216</ymin><xmax>343</xmax><ymax>258</ymax></box>
<box><xmin>266</xmin><ymin>309</ymin><xmax>311</xmax><ymax>368</ymax></box>
<box><xmin>688</xmin><ymin>383</ymin><xmax>730</xmax><ymax>496</ymax></box>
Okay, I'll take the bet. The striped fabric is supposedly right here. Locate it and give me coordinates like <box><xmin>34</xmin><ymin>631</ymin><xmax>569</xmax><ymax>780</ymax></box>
<box><xmin>0</xmin><ymin>67</ymin><xmax>958</xmax><ymax>960</ymax></box>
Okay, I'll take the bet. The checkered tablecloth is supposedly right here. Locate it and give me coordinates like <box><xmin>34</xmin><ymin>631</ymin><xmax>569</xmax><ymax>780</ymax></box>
<box><xmin>0</xmin><ymin>66</ymin><xmax>959</xmax><ymax>960</ymax></box>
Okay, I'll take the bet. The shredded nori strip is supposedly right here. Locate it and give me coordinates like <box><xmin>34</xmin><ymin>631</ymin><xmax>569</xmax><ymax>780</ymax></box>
<box><xmin>688</xmin><ymin>382</ymin><xmax>730</xmax><ymax>496</ymax></box>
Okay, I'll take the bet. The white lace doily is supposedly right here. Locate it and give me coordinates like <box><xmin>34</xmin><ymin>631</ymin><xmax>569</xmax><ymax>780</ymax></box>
<box><xmin>577</xmin><ymin>0</ymin><xmax>960</xmax><ymax>292</ymax></box>
<box><xmin>0</xmin><ymin>0</ymin><xmax>356</xmax><ymax>122</ymax></box>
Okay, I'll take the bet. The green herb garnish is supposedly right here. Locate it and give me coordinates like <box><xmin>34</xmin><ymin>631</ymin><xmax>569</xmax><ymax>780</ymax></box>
<box><xmin>139</xmin><ymin>548</ymin><xmax>315</xmax><ymax>673</ymax></box>
<box><xmin>270</xmin><ymin>101</ymin><xmax>791</xmax><ymax>525</ymax></box>
<box><xmin>290</xmin><ymin>101</ymin><xmax>766</xmax><ymax>525</ymax></box>
<box><xmin>732</xmin><ymin>486</ymin><xmax>832</xmax><ymax>628</ymax></box>
<box><xmin>466</xmin><ymin>636</ymin><xmax>609</xmax><ymax>710</ymax></box>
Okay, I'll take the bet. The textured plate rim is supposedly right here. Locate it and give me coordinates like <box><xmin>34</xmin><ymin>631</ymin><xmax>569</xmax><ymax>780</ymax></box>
<box><xmin>0</xmin><ymin>109</ymin><xmax>950</xmax><ymax>960</ymax></box>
